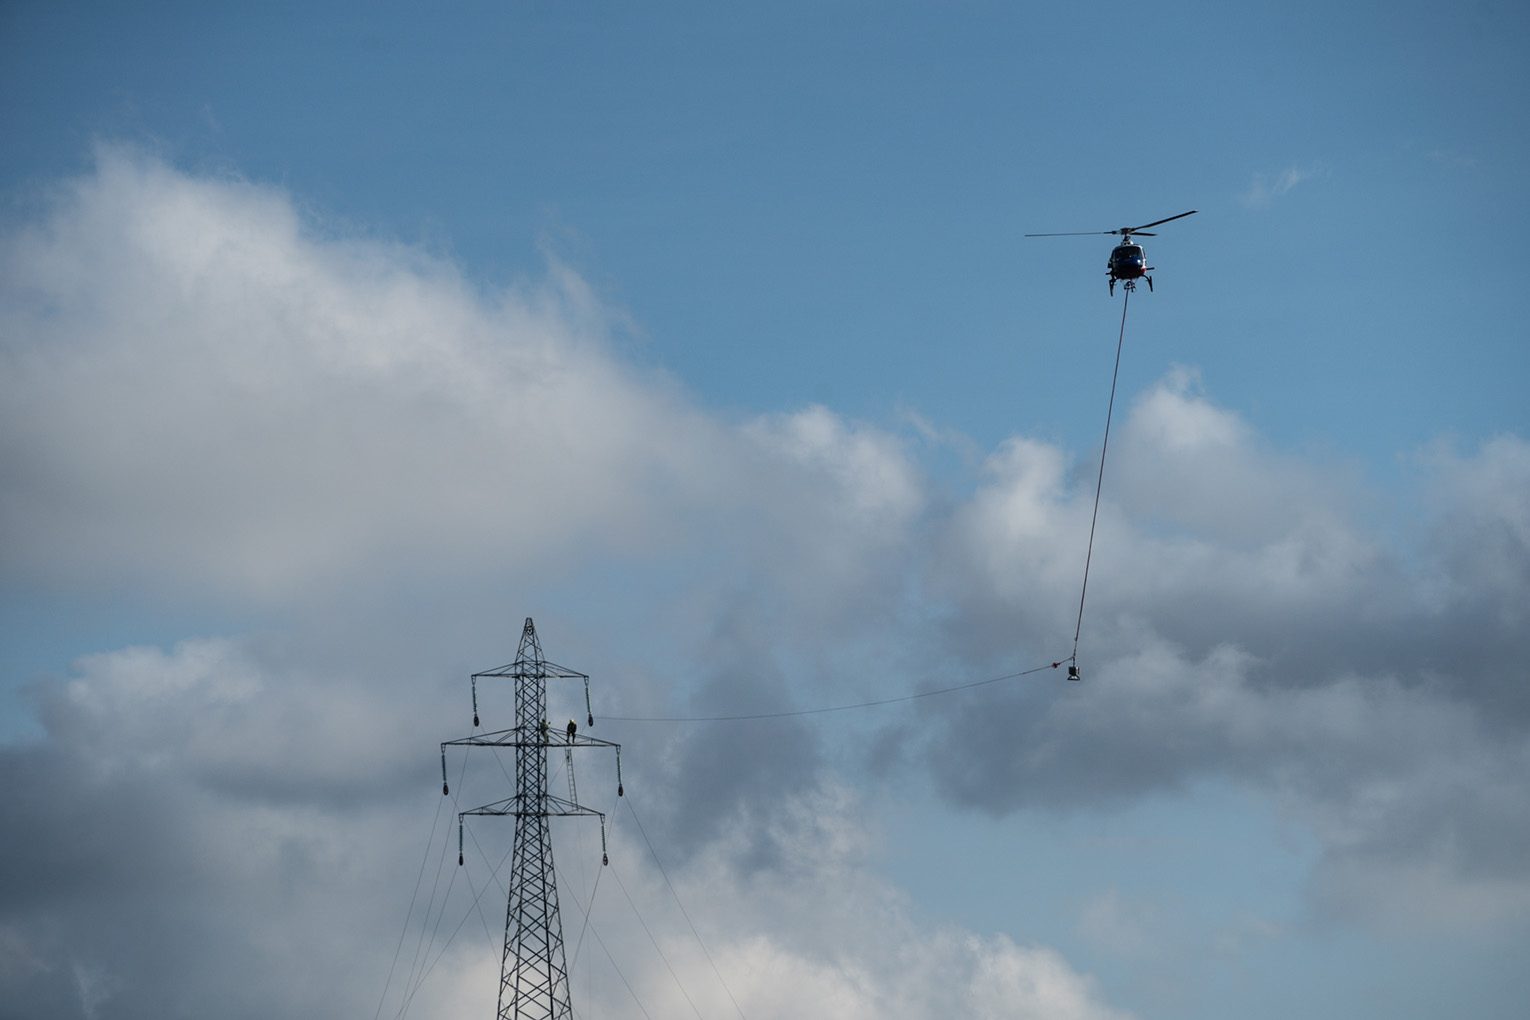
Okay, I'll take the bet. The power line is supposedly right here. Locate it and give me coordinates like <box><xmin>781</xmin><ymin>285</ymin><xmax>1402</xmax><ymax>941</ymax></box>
<box><xmin>1071</xmin><ymin>283</ymin><xmax>1133</xmax><ymax>675</ymax></box>
<box><xmin>601</xmin><ymin>659</ymin><xmax>1065</xmax><ymax>724</ymax></box>
<box><xmin>601</xmin><ymin>275</ymin><xmax>1142</xmax><ymax>729</ymax></box>
<box><xmin>375</xmin><ymin>790</ymin><xmax>449</xmax><ymax>1020</ymax></box>
<box><xmin>626</xmin><ymin>796</ymin><xmax>746</xmax><ymax>1020</ymax></box>
<box><xmin>607</xmin><ymin>857</ymin><xmax>706</xmax><ymax>1020</ymax></box>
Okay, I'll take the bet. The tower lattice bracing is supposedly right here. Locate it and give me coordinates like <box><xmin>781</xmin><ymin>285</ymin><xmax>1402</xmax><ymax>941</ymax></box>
<box><xmin>441</xmin><ymin>618</ymin><xmax>622</xmax><ymax>1020</ymax></box>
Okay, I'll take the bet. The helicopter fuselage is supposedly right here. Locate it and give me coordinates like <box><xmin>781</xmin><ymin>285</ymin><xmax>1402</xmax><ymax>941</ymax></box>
<box><xmin>1108</xmin><ymin>243</ymin><xmax>1148</xmax><ymax>281</ymax></box>
<box><xmin>1107</xmin><ymin>242</ymin><xmax>1153</xmax><ymax>295</ymax></box>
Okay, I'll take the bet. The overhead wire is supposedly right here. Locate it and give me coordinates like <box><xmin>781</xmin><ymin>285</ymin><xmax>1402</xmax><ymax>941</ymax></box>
<box><xmin>606</xmin><ymin>856</ymin><xmax>707</xmax><ymax>1020</ymax></box>
<box><xmin>390</xmin><ymin>738</ymin><xmax>524</xmax><ymax>1019</ymax></box>
<box><xmin>567</xmin><ymin>851</ymin><xmax>606</xmax><ymax>976</ymax></box>
<box><xmin>398</xmin><ymin>236</ymin><xmax>1157</xmax><ymax>1020</ymax></box>
<box><xmin>564</xmin><ymin>782</ymin><xmax>610</xmax><ymax>1006</ymax></box>
<box><xmin>403</xmin><ymin>811</ymin><xmax>464</xmax><ymax>1006</ymax></box>
<box><xmin>625</xmin><ymin>795</ymin><xmax>747</xmax><ymax>1020</ymax></box>
<box><xmin>1071</xmin><ymin>283</ymin><xmax>1132</xmax><ymax>669</ymax></box>
<box><xmin>577</xmin><ymin>905</ymin><xmax>655</xmax><ymax>1020</ymax></box>
<box><xmin>415</xmin><ymin>286</ymin><xmax>1144</xmax><ymax>1007</ymax></box>
<box><xmin>566</xmin><ymin>868</ymin><xmax>605</xmax><ymax>1020</ymax></box>
<box><xmin>394</xmin><ymin>871</ymin><xmax>488</xmax><ymax>1019</ymax></box>
<box><xmin>607</xmin><ymin>277</ymin><xmax>1141</xmax><ymax>715</ymax></box>
<box><xmin>394</xmin><ymin>855</ymin><xmax>463</xmax><ymax>1018</ymax></box>
<box><xmin>389</xmin><ymin>750</ymin><xmax>471</xmax><ymax>1019</ymax></box>
<box><xmin>602</xmin><ymin>658</ymin><xmax>1065</xmax><ymax>723</ymax></box>
<box><xmin>396</xmin><ymin>828</ymin><xmax>517</xmax><ymax>1019</ymax></box>
<box><xmin>374</xmin><ymin>787</ymin><xmax>450</xmax><ymax>1020</ymax></box>
<box><xmin>557</xmin><ymin>791</ymin><xmax>658</xmax><ymax>1020</ymax></box>
<box><xmin>463</xmin><ymin>825</ymin><xmax>511</xmax><ymax>945</ymax></box>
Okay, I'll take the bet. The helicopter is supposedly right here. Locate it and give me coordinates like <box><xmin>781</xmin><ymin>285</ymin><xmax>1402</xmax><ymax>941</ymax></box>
<box><xmin>1026</xmin><ymin>210</ymin><xmax>1197</xmax><ymax>295</ymax></box>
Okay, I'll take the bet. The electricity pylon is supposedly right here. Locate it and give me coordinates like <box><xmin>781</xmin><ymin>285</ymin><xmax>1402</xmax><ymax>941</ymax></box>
<box><xmin>441</xmin><ymin>617</ymin><xmax>623</xmax><ymax>1020</ymax></box>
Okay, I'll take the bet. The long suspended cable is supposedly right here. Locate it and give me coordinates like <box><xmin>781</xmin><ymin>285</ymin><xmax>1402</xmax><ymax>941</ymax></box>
<box><xmin>1071</xmin><ymin>284</ymin><xmax>1131</xmax><ymax>670</ymax></box>
<box><xmin>397</xmin><ymin>832</ymin><xmax>516</xmax><ymax>1018</ymax></box>
<box><xmin>394</xmin><ymin>866</ymin><xmax>463</xmax><ymax>1019</ymax></box>
<box><xmin>626</xmin><ymin>796</ymin><xmax>747</xmax><ymax>1020</ymax></box>
<box><xmin>603</xmin><ymin>659</ymin><xmax>1064</xmax><ymax>723</ymax></box>
<box><xmin>568</xmin><ymin>786</ymin><xmax>616</xmax><ymax>978</ymax></box>
<box><xmin>395</xmin><ymin>870</ymin><xmax>493</xmax><ymax>1020</ymax></box>
<box><xmin>375</xmin><ymin>790</ymin><xmax>450</xmax><ymax>1020</ymax></box>
<box><xmin>396</xmin><ymin>748</ymin><xmax>514</xmax><ymax>1019</ymax></box>
<box><xmin>580</xmin><ymin>907</ymin><xmax>656</xmax><ymax>1020</ymax></box>
<box><xmin>560</xmin><ymin>797</ymin><xmax>655</xmax><ymax>1020</ymax></box>
<box><xmin>607</xmin><ymin>858</ymin><xmax>707</xmax><ymax>1020</ymax></box>
<box><xmin>393</xmin><ymin>751</ymin><xmax>471</xmax><ymax>1019</ymax></box>
<box><xmin>564</xmin><ymin>867</ymin><xmax>608</xmax><ymax>1020</ymax></box>
<box><xmin>568</xmin><ymin>855</ymin><xmax>606</xmax><ymax>976</ymax></box>
<box><xmin>463</xmin><ymin>826</ymin><xmax>511</xmax><ymax>945</ymax></box>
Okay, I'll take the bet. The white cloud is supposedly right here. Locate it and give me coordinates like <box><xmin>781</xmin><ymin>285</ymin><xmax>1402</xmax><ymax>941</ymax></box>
<box><xmin>0</xmin><ymin>147</ymin><xmax>733</xmax><ymax>601</ymax></box>
<box><xmin>1076</xmin><ymin>888</ymin><xmax>1159</xmax><ymax>959</ymax></box>
<box><xmin>0</xmin><ymin>147</ymin><xmax>934</xmax><ymax>651</ymax></box>
<box><xmin>1241</xmin><ymin>164</ymin><xmax>1324</xmax><ymax>208</ymax></box>
<box><xmin>0</xmin><ymin>150</ymin><xmax>1125</xmax><ymax>1020</ymax></box>
<box><xmin>541</xmin><ymin>780</ymin><xmax>1134</xmax><ymax>1020</ymax></box>
<box><xmin>4</xmin><ymin>148</ymin><xmax>1529</xmax><ymax>1018</ymax></box>
<box><xmin>746</xmin><ymin>404</ymin><xmax>923</xmax><ymax>530</ymax></box>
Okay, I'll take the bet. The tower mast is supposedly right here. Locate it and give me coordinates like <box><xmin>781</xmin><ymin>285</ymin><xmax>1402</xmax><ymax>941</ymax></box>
<box><xmin>441</xmin><ymin>618</ymin><xmax>623</xmax><ymax>1019</ymax></box>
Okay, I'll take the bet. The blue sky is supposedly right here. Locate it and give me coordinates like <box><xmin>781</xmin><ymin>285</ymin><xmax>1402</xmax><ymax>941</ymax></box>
<box><xmin>3</xmin><ymin>4</ymin><xmax>1528</xmax><ymax>1019</ymax></box>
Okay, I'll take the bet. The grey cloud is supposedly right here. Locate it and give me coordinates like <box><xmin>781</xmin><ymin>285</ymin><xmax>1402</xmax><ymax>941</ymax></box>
<box><xmin>3</xmin><ymin>639</ymin><xmax>1128</xmax><ymax>1020</ymax></box>
<box><xmin>5</xmin><ymin>147</ymin><xmax>1528</xmax><ymax>1017</ymax></box>
<box><xmin>1</xmin><ymin>151</ymin><xmax>1124</xmax><ymax>1019</ymax></box>
<box><xmin>2</xmin><ymin>637</ymin><xmax>510</xmax><ymax>1019</ymax></box>
<box><xmin>918</xmin><ymin>377</ymin><xmax>1530</xmax><ymax>925</ymax></box>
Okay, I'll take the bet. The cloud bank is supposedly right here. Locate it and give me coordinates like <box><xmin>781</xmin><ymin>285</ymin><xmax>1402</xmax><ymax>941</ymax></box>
<box><xmin>3</xmin><ymin>149</ymin><xmax>1527</xmax><ymax>1017</ymax></box>
<box><xmin>926</xmin><ymin>370</ymin><xmax>1530</xmax><ymax>927</ymax></box>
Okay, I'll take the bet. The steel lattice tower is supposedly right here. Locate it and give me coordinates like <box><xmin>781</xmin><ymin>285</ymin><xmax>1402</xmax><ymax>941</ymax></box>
<box><xmin>441</xmin><ymin>618</ymin><xmax>622</xmax><ymax>1020</ymax></box>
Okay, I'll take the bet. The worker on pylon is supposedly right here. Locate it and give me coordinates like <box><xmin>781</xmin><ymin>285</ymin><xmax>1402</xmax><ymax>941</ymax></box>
<box><xmin>566</xmin><ymin>718</ymin><xmax>577</xmax><ymax>741</ymax></box>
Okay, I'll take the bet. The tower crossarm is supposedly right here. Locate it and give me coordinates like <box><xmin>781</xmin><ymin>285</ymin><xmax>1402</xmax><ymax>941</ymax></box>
<box><xmin>440</xmin><ymin>733</ymin><xmax>624</xmax><ymax>799</ymax></box>
<box><xmin>472</xmin><ymin>661</ymin><xmax>588</xmax><ymax>681</ymax></box>
<box><xmin>469</xmin><ymin>658</ymin><xmax>597</xmax><ymax>730</ymax></box>
<box><xmin>443</xmin><ymin>732</ymin><xmax>621</xmax><ymax>750</ymax></box>
<box><xmin>457</xmin><ymin>795</ymin><xmax>605</xmax><ymax>820</ymax></box>
<box><xmin>456</xmin><ymin>794</ymin><xmax>613</xmax><ymax>871</ymax></box>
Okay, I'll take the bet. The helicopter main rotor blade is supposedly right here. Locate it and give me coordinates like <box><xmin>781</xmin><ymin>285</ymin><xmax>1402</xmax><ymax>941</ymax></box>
<box><xmin>1128</xmin><ymin>209</ymin><xmax>1197</xmax><ymax>232</ymax></box>
<box><xmin>1026</xmin><ymin>209</ymin><xmax>1196</xmax><ymax>238</ymax></box>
